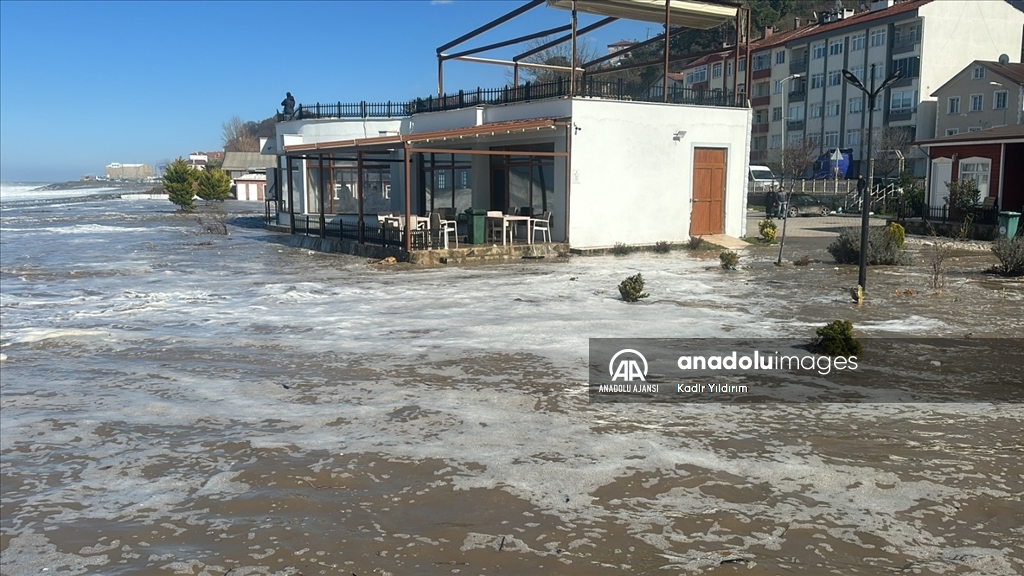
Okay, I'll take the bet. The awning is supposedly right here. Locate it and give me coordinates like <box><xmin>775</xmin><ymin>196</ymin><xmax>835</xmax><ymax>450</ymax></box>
<box><xmin>282</xmin><ymin>118</ymin><xmax>564</xmax><ymax>155</ymax></box>
<box><xmin>546</xmin><ymin>0</ymin><xmax>738</xmax><ymax>29</ymax></box>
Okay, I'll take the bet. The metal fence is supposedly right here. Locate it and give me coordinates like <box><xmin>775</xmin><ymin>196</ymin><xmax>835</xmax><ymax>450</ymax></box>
<box><xmin>897</xmin><ymin>204</ymin><xmax>999</xmax><ymax>225</ymax></box>
<box><xmin>287</xmin><ymin>77</ymin><xmax>742</xmax><ymax>120</ymax></box>
<box><xmin>290</xmin><ymin>215</ymin><xmax>440</xmax><ymax>249</ymax></box>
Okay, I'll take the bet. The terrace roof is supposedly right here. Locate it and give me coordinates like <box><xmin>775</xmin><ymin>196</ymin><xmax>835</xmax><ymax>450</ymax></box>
<box><xmin>546</xmin><ymin>0</ymin><xmax>739</xmax><ymax>29</ymax></box>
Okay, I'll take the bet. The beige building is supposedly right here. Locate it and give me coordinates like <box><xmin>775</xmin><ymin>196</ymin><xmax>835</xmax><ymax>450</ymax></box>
<box><xmin>105</xmin><ymin>162</ymin><xmax>153</xmax><ymax>180</ymax></box>
<box><xmin>931</xmin><ymin>59</ymin><xmax>1024</xmax><ymax>137</ymax></box>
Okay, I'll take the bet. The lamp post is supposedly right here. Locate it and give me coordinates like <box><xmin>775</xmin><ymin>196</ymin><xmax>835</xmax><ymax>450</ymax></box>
<box><xmin>776</xmin><ymin>73</ymin><xmax>803</xmax><ymax>266</ymax></box>
<box><xmin>842</xmin><ymin>63</ymin><xmax>902</xmax><ymax>293</ymax></box>
<box><xmin>990</xmin><ymin>81</ymin><xmax>1007</xmax><ymax>126</ymax></box>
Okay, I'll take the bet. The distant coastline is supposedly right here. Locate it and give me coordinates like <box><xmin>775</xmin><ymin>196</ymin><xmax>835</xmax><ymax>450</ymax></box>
<box><xmin>38</xmin><ymin>180</ymin><xmax>159</xmax><ymax>192</ymax></box>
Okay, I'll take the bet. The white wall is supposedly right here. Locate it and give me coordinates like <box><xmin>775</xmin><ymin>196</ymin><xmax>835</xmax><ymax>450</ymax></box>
<box><xmin>275</xmin><ymin>117</ymin><xmax>403</xmax><ymax>151</ymax></box>
<box><xmin>567</xmin><ymin>99</ymin><xmax>752</xmax><ymax>249</ymax></box>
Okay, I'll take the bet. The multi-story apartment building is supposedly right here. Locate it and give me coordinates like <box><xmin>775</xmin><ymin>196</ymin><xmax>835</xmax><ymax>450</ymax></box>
<box><xmin>675</xmin><ymin>0</ymin><xmax>1024</xmax><ymax>176</ymax></box>
<box><xmin>931</xmin><ymin>59</ymin><xmax>1024</xmax><ymax>136</ymax></box>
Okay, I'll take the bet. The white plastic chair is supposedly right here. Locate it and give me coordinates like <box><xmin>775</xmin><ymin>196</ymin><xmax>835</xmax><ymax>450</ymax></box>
<box><xmin>531</xmin><ymin>211</ymin><xmax>552</xmax><ymax>243</ymax></box>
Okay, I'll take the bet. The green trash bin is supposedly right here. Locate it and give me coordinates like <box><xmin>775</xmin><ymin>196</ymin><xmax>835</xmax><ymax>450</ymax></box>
<box><xmin>998</xmin><ymin>211</ymin><xmax>1020</xmax><ymax>239</ymax></box>
<box><xmin>464</xmin><ymin>208</ymin><xmax>487</xmax><ymax>244</ymax></box>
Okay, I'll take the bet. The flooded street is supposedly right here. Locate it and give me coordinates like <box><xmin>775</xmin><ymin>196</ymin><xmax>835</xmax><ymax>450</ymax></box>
<box><xmin>2</xmin><ymin>195</ymin><xmax>1023</xmax><ymax>575</ymax></box>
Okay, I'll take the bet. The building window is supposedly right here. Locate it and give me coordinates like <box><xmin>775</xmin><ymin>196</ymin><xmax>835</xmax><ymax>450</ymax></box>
<box><xmin>810</xmin><ymin>103</ymin><xmax>822</xmax><ymax>118</ymax></box>
<box><xmin>892</xmin><ymin>56</ymin><xmax>920</xmax><ymax>79</ymax></box>
<box><xmin>811</xmin><ymin>73</ymin><xmax>825</xmax><ymax>89</ymax></box>
<box><xmin>809</xmin><ymin>132</ymin><xmax>821</xmax><ymax>146</ymax></box>
<box><xmin>851</xmin><ymin>33</ymin><xmax>865</xmax><ymax>51</ymax></box>
<box><xmin>848</xmin><ymin>97</ymin><xmax>863</xmax><ymax>114</ymax></box>
<box><xmin>829</xmin><ymin>39</ymin><xmax>844</xmax><ymax>56</ymax></box>
<box><xmin>753</xmin><ymin>135</ymin><xmax>768</xmax><ymax>150</ymax></box>
<box><xmin>850</xmin><ymin>66</ymin><xmax>864</xmax><ymax>82</ymax></box>
<box><xmin>826</xmin><ymin>100</ymin><xmax>840</xmax><ymax>116</ymax></box>
<box><xmin>753</xmin><ymin>52</ymin><xmax>771</xmax><ymax>71</ymax></box>
<box><xmin>738</xmin><ymin>83</ymin><xmax>746</xmax><ymax>96</ymax></box>
<box><xmin>824</xmin><ymin>131</ymin><xmax>840</xmax><ymax>147</ymax></box>
<box><xmin>755</xmin><ymin>82</ymin><xmax>770</xmax><ymax>97</ymax></box>
<box><xmin>870</xmin><ymin>28</ymin><xmax>886</xmax><ymax>48</ymax></box>
<box><xmin>972</xmin><ymin>66</ymin><xmax>985</xmax><ymax>79</ymax></box>
<box><xmin>846</xmin><ymin>129</ymin><xmax>861</xmax><ymax>146</ymax></box>
<box><xmin>713</xmin><ymin>63</ymin><xmax>722</xmax><ymax>78</ymax></box>
<box><xmin>873</xmin><ymin>63</ymin><xmax>884</xmax><ymax>79</ymax></box>
<box><xmin>774</xmin><ymin>79</ymin><xmax>783</xmax><ymax>93</ymax></box>
<box><xmin>959</xmin><ymin>159</ymin><xmax>990</xmax><ymax>195</ymax></box>
<box><xmin>947</xmin><ymin>96</ymin><xmax>960</xmax><ymax>114</ymax></box>
<box><xmin>970</xmin><ymin>93</ymin><xmax>983</xmax><ymax>112</ymax></box>
<box><xmin>890</xmin><ymin>89</ymin><xmax>917</xmax><ymax>113</ymax></box>
<box><xmin>945</xmin><ymin>128</ymin><xmax>960</xmax><ymax>136</ymax></box>
<box><xmin>771</xmin><ymin>134</ymin><xmax>782</xmax><ymax>148</ymax></box>
<box><xmin>994</xmin><ymin>90</ymin><xmax>1008</xmax><ymax>109</ymax></box>
<box><xmin>812</xmin><ymin>43</ymin><xmax>826</xmax><ymax>60</ymax></box>
<box><xmin>726</xmin><ymin>61</ymin><xmax>733</xmax><ymax>76</ymax></box>
<box><xmin>772</xmin><ymin>106</ymin><xmax>783</xmax><ymax>121</ymax></box>
<box><xmin>738</xmin><ymin>58</ymin><xmax>746</xmax><ymax>72</ymax></box>
<box><xmin>828</xmin><ymin>70</ymin><xmax>842</xmax><ymax>86</ymax></box>
<box><xmin>754</xmin><ymin>108</ymin><xmax>768</xmax><ymax>123</ymax></box>
<box><xmin>776</xmin><ymin>50</ymin><xmax>786</xmax><ymax>65</ymax></box>
<box><xmin>968</xmin><ymin>126</ymin><xmax>982</xmax><ymax>133</ymax></box>
<box><xmin>788</xmin><ymin>103</ymin><xmax>804</xmax><ymax>120</ymax></box>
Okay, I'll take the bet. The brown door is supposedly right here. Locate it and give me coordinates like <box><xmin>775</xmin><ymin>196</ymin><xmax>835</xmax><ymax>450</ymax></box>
<box><xmin>690</xmin><ymin>148</ymin><xmax>727</xmax><ymax>236</ymax></box>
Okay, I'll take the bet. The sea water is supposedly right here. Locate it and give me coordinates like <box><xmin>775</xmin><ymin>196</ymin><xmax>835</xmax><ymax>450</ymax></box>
<box><xmin>1</xmin><ymin>183</ymin><xmax>1022</xmax><ymax>575</ymax></box>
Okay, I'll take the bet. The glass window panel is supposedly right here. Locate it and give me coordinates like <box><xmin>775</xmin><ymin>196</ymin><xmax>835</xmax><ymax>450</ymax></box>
<box><xmin>509</xmin><ymin>165</ymin><xmax>531</xmax><ymax>214</ymax></box>
<box><xmin>307</xmin><ymin>168</ymin><xmax>322</xmax><ymax>213</ymax></box>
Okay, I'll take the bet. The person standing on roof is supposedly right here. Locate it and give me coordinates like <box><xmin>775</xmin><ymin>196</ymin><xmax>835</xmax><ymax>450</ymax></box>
<box><xmin>281</xmin><ymin>92</ymin><xmax>295</xmax><ymax>118</ymax></box>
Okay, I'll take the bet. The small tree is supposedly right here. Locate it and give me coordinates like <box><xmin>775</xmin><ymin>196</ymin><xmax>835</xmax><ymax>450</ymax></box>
<box><xmin>197</xmin><ymin>169</ymin><xmax>232</xmax><ymax>203</ymax></box>
<box><xmin>618</xmin><ymin>273</ymin><xmax>649</xmax><ymax>302</ymax></box>
<box><xmin>810</xmin><ymin>320</ymin><xmax>863</xmax><ymax>357</ymax></box>
<box><xmin>946</xmin><ymin>179</ymin><xmax>981</xmax><ymax>212</ymax></box>
<box><xmin>164</xmin><ymin>158</ymin><xmax>198</xmax><ymax>212</ymax></box>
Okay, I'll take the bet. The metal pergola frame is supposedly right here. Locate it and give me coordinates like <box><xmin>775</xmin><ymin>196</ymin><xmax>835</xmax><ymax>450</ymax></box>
<box><xmin>434</xmin><ymin>0</ymin><xmax>751</xmax><ymax>105</ymax></box>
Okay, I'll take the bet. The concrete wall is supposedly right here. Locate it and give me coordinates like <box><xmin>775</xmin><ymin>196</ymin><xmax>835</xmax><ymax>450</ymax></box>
<box><xmin>567</xmin><ymin>98</ymin><xmax>752</xmax><ymax>249</ymax></box>
<box><xmin>934</xmin><ymin>68</ymin><xmax>1023</xmax><ymax>136</ymax></box>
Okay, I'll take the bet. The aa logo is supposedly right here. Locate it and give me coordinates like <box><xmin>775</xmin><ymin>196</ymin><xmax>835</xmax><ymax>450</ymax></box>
<box><xmin>609</xmin><ymin>349</ymin><xmax>648</xmax><ymax>382</ymax></box>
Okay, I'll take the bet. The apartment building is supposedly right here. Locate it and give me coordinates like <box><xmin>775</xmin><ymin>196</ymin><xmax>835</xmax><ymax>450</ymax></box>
<box><xmin>675</xmin><ymin>0</ymin><xmax>1024</xmax><ymax>176</ymax></box>
<box><xmin>932</xmin><ymin>59</ymin><xmax>1024</xmax><ymax>136</ymax></box>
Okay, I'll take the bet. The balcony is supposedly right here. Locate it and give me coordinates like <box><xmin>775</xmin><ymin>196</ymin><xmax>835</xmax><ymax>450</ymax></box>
<box><xmin>752</xmin><ymin>122</ymin><xmax>769</xmax><ymax>133</ymax></box>
<box><xmin>751</xmin><ymin>95</ymin><xmax>771</xmax><ymax>107</ymax></box>
<box><xmin>787</xmin><ymin>119</ymin><xmax>805</xmax><ymax>131</ymax></box>
<box><xmin>788</xmin><ymin>90</ymin><xmax>805</xmax><ymax>103</ymax></box>
<box><xmin>892</xmin><ymin>33</ymin><xmax>920</xmax><ymax>55</ymax></box>
<box><xmin>284</xmin><ymin>77</ymin><xmax>745</xmax><ymax>121</ymax></box>
<box><xmin>888</xmin><ymin>108</ymin><xmax>916</xmax><ymax>121</ymax></box>
<box><xmin>752</xmin><ymin>68</ymin><xmax>772</xmax><ymax>80</ymax></box>
<box><xmin>789</xmin><ymin>57</ymin><xmax>807</xmax><ymax>74</ymax></box>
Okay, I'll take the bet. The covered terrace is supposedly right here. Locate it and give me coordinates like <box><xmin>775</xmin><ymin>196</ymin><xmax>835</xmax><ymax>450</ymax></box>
<box><xmin>279</xmin><ymin>118</ymin><xmax>570</xmax><ymax>253</ymax></box>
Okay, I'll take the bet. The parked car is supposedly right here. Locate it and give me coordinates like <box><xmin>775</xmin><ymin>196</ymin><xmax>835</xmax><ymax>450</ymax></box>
<box><xmin>786</xmin><ymin>193</ymin><xmax>831</xmax><ymax>217</ymax></box>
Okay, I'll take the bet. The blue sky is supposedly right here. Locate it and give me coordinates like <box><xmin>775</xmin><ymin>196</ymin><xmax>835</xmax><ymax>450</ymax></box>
<box><xmin>0</xmin><ymin>0</ymin><xmax>652</xmax><ymax>182</ymax></box>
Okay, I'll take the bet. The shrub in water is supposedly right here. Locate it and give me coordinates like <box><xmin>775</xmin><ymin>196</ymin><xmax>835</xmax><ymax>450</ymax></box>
<box><xmin>792</xmin><ymin>254</ymin><xmax>811</xmax><ymax>266</ymax></box>
<box><xmin>827</xmin><ymin>227</ymin><xmax>910</xmax><ymax>266</ymax></box>
<box><xmin>719</xmin><ymin>250</ymin><xmax>739</xmax><ymax>270</ymax></box>
<box><xmin>810</xmin><ymin>320</ymin><xmax>863</xmax><ymax>357</ymax></box>
<box><xmin>611</xmin><ymin>242</ymin><xmax>633</xmax><ymax>256</ymax></box>
<box><xmin>654</xmin><ymin>241</ymin><xmax>671</xmax><ymax>253</ymax></box>
<box><xmin>990</xmin><ymin>236</ymin><xmax>1024</xmax><ymax>276</ymax></box>
<box><xmin>758</xmin><ymin>219</ymin><xmax>777</xmax><ymax>243</ymax></box>
<box><xmin>688</xmin><ymin>235</ymin><xmax>705</xmax><ymax>250</ymax></box>
<box><xmin>885</xmin><ymin>222</ymin><xmax>905</xmax><ymax>249</ymax></box>
<box><xmin>618</xmin><ymin>273</ymin><xmax>649</xmax><ymax>302</ymax></box>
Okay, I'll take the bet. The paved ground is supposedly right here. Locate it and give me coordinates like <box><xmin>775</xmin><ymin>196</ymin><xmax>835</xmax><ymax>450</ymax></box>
<box><xmin>741</xmin><ymin>208</ymin><xmax>890</xmax><ymax>261</ymax></box>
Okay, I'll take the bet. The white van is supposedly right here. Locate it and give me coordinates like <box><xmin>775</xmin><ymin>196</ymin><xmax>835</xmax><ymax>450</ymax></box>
<box><xmin>748</xmin><ymin>165</ymin><xmax>779</xmax><ymax>191</ymax></box>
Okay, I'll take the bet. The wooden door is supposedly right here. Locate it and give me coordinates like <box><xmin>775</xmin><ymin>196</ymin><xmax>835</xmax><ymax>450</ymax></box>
<box><xmin>690</xmin><ymin>148</ymin><xmax>727</xmax><ymax>236</ymax></box>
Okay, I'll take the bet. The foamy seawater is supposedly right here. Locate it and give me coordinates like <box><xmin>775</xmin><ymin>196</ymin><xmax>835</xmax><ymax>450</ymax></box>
<box><xmin>1</xmin><ymin>194</ymin><xmax>1022</xmax><ymax>575</ymax></box>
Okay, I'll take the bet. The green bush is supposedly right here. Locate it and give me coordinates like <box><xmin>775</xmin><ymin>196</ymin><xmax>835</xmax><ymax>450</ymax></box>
<box><xmin>898</xmin><ymin>171</ymin><xmax>924</xmax><ymax>216</ymax></box>
<box><xmin>611</xmin><ymin>242</ymin><xmax>633</xmax><ymax>256</ymax></box>
<box><xmin>990</xmin><ymin>236</ymin><xmax>1024</xmax><ymax>276</ymax></box>
<box><xmin>810</xmin><ymin>320</ymin><xmax>863</xmax><ymax>357</ymax></box>
<box><xmin>654</xmin><ymin>241</ymin><xmax>671</xmax><ymax>253</ymax></box>
<box><xmin>758</xmin><ymin>219</ymin><xmax>777</xmax><ymax>243</ymax></box>
<box><xmin>827</xmin><ymin>227</ymin><xmax>910</xmax><ymax>266</ymax></box>
<box><xmin>618</xmin><ymin>273</ymin><xmax>649</xmax><ymax>302</ymax></box>
<box><xmin>163</xmin><ymin>157</ymin><xmax>198</xmax><ymax>212</ymax></box>
<box><xmin>946</xmin><ymin>179</ymin><xmax>981</xmax><ymax>212</ymax></box>
<box><xmin>792</xmin><ymin>254</ymin><xmax>811</xmax><ymax>266</ymax></box>
<box><xmin>719</xmin><ymin>250</ymin><xmax>739</xmax><ymax>270</ymax></box>
<box><xmin>885</xmin><ymin>222</ymin><xmax>905</xmax><ymax>249</ymax></box>
<box><xmin>688</xmin><ymin>236</ymin><xmax>705</xmax><ymax>250</ymax></box>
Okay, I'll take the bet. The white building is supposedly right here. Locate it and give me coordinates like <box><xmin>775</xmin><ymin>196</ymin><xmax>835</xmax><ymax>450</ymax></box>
<box><xmin>270</xmin><ymin>0</ymin><xmax>752</xmax><ymax>252</ymax></box>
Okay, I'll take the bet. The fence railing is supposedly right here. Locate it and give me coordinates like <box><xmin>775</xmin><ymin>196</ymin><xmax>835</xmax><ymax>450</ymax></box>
<box><xmin>897</xmin><ymin>204</ymin><xmax>999</xmax><ymax>225</ymax></box>
<box><xmin>284</xmin><ymin>77</ymin><xmax>742</xmax><ymax>121</ymax></box>
<box><xmin>290</xmin><ymin>215</ymin><xmax>443</xmax><ymax>250</ymax></box>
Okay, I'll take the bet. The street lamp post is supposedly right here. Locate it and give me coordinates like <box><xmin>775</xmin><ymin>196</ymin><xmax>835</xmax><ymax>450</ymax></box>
<box><xmin>776</xmin><ymin>73</ymin><xmax>802</xmax><ymax>266</ymax></box>
<box><xmin>842</xmin><ymin>63</ymin><xmax>902</xmax><ymax>293</ymax></box>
